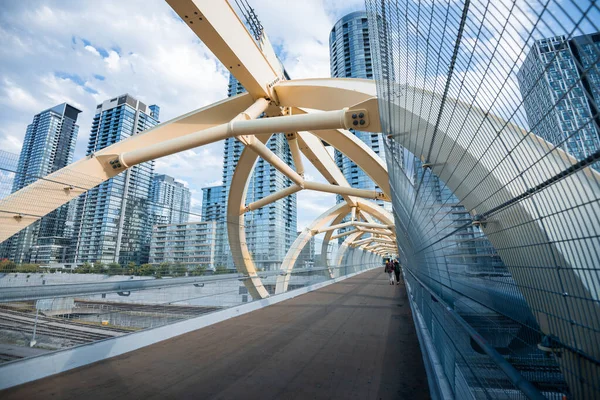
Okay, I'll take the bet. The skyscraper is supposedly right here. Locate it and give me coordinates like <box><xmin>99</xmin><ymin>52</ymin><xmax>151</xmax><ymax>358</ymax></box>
<box><xmin>201</xmin><ymin>184</ymin><xmax>226</xmax><ymax>266</ymax></box>
<box><xmin>518</xmin><ymin>33</ymin><xmax>600</xmax><ymax>168</ymax></box>
<box><xmin>329</xmin><ymin>12</ymin><xmax>389</xmax><ymax>210</ymax></box>
<box><xmin>71</xmin><ymin>94</ymin><xmax>159</xmax><ymax>265</ymax></box>
<box><xmin>201</xmin><ymin>74</ymin><xmax>297</xmax><ymax>271</ymax></box>
<box><xmin>0</xmin><ymin>103</ymin><xmax>81</xmax><ymax>263</ymax></box>
<box><xmin>150</xmin><ymin>174</ymin><xmax>191</xmax><ymax>226</ymax></box>
<box><xmin>0</xmin><ymin>150</ymin><xmax>19</xmax><ymax>201</ymax></box>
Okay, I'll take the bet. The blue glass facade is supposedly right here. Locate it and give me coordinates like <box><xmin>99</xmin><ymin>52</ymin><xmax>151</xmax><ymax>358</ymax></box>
<box><xmin>201</xmin><ymin>74</ymin><xmax>297</xmax><ymax>271</ymax></box>
<box><xmin>329</xmin><ymin>12</ymin><xmax>389</xmax><ymax>212</ymax></box>
<box><xmin>201</xmin><ymin>184</ymin><xmax>226</xmax><ymax>267</ymax></box>
<box><xmin>0</xmin><ymin>103</ymin><xmax>80</xmax><ymax>263</ymax></box>
<box><xmin>518</xmin><ymin>33</ymin><xmax>600</xmax><ymax>169</ymax></box>
<box><xmin>71</xmin><ymin>94</ymin><xmax>159</xmax><ymax>265</ymax></box>
<box><xmin>149</xmin><ymin>174</ymin><xmax>191</xmax><ymax>226</ymax></box>
<box><xmin>0</xmin><ymin>150</ymin><xmax>19</xmax><ymax>201</ymax></box>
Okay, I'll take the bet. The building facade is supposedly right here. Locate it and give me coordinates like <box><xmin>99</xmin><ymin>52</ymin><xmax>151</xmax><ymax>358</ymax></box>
<box><xmin>149</xmin><ymin>221</ymin><xmax>216</xmax><ymax>271</ymax></box>
<box><xmin>0</xmin><ymin>103</ymin><xmax>81</xmax><ymax>263</ymax></box>
<box><xmin>296</xmin><ymin>231</ymin><xmax>315</xmax><ymax>269</ymax></box>
<box><xmin>518</xmin><ymin>33</ymin><xmax>600</xmax><ymax>168</ymax></box>
<box><xmin>329</xmin><ymin>12</ymin><xmax>390</xmax><ymax>211</ymax></box>
<box><xmin>71</xmin><ymin>94</ymin><xmax>159</xmax><ymax>265</ymax></box>
<box><xmin>201</xmin><ymin>184</ymin><xmax>226</xmax><ymax>266</ymax></box>
<box><xmin>0</xmin><ymin>150</ymin><xmax>19</xmax><ymax>201</ymax></box>
<box><xmin>201</xmin><ymin>74</ymin><xmax>297</xmax><ymax>271</ymax></box>
<box><xmin>150</xmin><ymin>174</ymin><xmax>191</xmax><ymax>226</ymax></box>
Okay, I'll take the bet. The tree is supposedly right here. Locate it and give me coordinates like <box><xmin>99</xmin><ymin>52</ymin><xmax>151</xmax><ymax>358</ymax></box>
<box><xmin>138</xmin><ymin>263</ymin><xmax>155</xmax><ymax>276</ymax></box>
<box><xmin>107</xmin><ymin>262</ymin><xmax>122</xmax><ymax>276</ymax></box>
<box><xmin>17</xmin><ymin>264</ymin><xmax>41</xmax><ymax>273</ymax></box>
<box><xmin>214</xmin><ymin>265</ymin><xmax>228</xmax><ymax>275</ymax></box>
<box><xmin>0</xmin><ymin>259</ymin><xmax>16</xmax><ymax>273</ymax></box>
<box><xmin>157</xmin><ymin>262</ymin><xmax>171</xmax><ymax>277</ymax></box>
<box><xmin>127</xmin><ymin>261</ymin><xmax>138</xmax><ymax>275</ymax></box>
<box><xmin>190</xmin><ymin>265</ymin><xmax>207</xmax><ymax>276</ymax></box>
<box><xmin>92</xmin><ymin>261</ymin><xmax>105</xmax><ymax>274</ymax></box>
<box><xmin>172</xmin><ymin>262</ymin><xmax>186</xmax><ymax>277</ymax></box>
<box><xmin>77</xmin><ymin>262</ymin><xmax>92</xmax><ymax>274</ymax></box>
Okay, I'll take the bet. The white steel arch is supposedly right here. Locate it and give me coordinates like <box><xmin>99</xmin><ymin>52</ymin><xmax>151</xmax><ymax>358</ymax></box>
<box><xmin>1</xmin><ymin>2</ymin><xmax>596</xmax><ymax>377</ymax></box>
<box><xmin>274</xmin><ymin>199</ymin><xmax>395</xmax><ymax>295</ymax></box>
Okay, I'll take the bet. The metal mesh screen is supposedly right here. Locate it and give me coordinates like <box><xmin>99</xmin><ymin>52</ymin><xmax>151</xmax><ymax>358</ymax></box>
<box><xmin>366</xmin><ymin>0</ymin><xmax>600</xmax><ymax>398</ymax></box>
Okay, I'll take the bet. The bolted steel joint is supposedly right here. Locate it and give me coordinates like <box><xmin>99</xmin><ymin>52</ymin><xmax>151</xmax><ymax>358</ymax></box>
<box><xmin>109</xmin><ymin>158</ymin><xmax>125</xmax><ymax>170</ymax></box>
<box><xmin>236</xmin><ymin>134</ymin><xmax>255</xmax><ymax>147</ymax></box>
<box><xmin>345</xmin><ymin>109</ymin><xmax>369</xmax><ymax>129</ymax></box>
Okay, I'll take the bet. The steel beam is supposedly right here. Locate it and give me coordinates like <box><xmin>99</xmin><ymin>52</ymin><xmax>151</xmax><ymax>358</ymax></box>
<box><xmin>120</xmin><ymin>104</ymin><xmax>352</xmax><ymax>168</ymax></box>
<box><xmin>285</xmin><ymin>132</ymin><xmax>305</xmax><ymax>177</ymax></box>
<box><xmin>239</xmin><ymin>135</ymin><xmax>304</xmax><ymax>186</ymax></box>
<box><xmin>303</xmin><ymin>181</ymin><xmax>388</xmax><ymax>201</ymax></box>
<box><xmin>166</xmin><ymin>0</ymin><xmax>283</xmax><ymax>100</ymax></box>
<box><xmin>330</xmin><ymin>229</ymin><xmax>359</xmax><ymax>240</ymax></box>
<box><xmin>244</xmin><ymin>184</ymin><xmax>302</xmax><ymax>213</ymax></box>
<box><xmin>0</xmin><ymin>93</ymin><xmax>255</xmax><ymax>241</ymax></box>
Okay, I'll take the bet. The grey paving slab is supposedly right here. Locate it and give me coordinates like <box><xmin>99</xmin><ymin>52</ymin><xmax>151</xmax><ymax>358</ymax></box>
<box><xmin>0</xmin><ymin>269</ymin><xmax>430</xmax><ymax>399</ymax></box>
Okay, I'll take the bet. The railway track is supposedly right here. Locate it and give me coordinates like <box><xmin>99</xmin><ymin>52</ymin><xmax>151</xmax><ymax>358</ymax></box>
<box><xmin>0</xmin><ymin>308</ymin><xmax>131</xmax><ymax>333</ymax></box>
<box><xmin>0</xmin><ymin>322</ymin><xmax>108</xmax><ymax>344</ymax></box>
<box><xmin>73</xmin><ymin>300</ymin><xmax>221</xmax><ymax>316</ymax></box>
<box><xmin>0</xmin><ymin>300</ymin><xmax>221</xmax><ymax>348</ymax></box>
<box><xmin>0</xmin><ymin>310</ymin><xmax>127</xmax><ymax>345</ymax></box>
<box><xmin>0</xmin><ymin>352</ymin><xmax>21</xmax><ymax>362</ymax></box>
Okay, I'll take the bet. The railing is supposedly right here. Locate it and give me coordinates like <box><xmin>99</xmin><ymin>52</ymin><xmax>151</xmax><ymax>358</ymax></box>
<box><xmin>0</xmin><ymin>232</ymin><xmax>380</xmax><ymax>365</ymax></box>
<box><xmin>367</xmin><ymin>0</ymin><xmax>600</xmax><ymax>398</ymax></box>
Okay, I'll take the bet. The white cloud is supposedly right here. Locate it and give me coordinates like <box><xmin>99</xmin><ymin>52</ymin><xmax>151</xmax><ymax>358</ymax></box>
<box><xmin>0</xmin><ymin>79</ymin><xmax>41</xmax><ymax>112</ymax></box>
<box><xmin>84</xmin><ymin>45</ymin><xmax>101</xmax><ymax>57</ymax></box>
<box><xmin>245</xmin><ymin>0</ymin><xmax>365</xmax><ymax>79</ymax></box>
<box><xmin>0</xmin><ymin>0</ymin><xmax>366</xmax><ymax>233</ymax></box>
<box><xmin>297</xmin><ymin>189</ymin><xmax>336</xmax><ymax>229</ymax></box>
<box><xmin>0</xmin><ymin>133</ymin><xmax>22</xmax><ymax>154</ymax></box>
<box><xmin>104</xmin><ymin>50</ymin><xmax>121</xmax><ymax>71</ymax></box>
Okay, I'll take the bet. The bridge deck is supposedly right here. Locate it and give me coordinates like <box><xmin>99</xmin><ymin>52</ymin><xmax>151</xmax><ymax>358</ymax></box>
<box><xmin>1</xmin><ymin>269</ymin><xmax>429</xmax><ymax>399</ymax></box>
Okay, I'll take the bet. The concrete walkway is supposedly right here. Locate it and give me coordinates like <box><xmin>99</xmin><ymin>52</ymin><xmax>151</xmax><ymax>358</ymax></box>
<box><xmin>1</xmin><ymin>269</ymin><xmax>430</xmax><ymax>399</ymax></box>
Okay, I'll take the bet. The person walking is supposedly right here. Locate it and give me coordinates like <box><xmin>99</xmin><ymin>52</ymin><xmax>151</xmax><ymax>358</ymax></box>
<box><xmin>384</xmin><ymin>259</ymin><xmax>395</xmax><ymax>285</ymax></box>
<box><xmin>393</xmin><ymin>259</ymin><xmax>401</xmax><ymax>285</ymax></box>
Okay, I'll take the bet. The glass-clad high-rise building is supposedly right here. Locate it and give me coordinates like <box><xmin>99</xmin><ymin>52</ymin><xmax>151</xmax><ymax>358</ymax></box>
<box><xmin>0</xmin><ymin>150</ymin><xmax>19</xmax><ymax>201</ymax></box>
<box><xmin>202</xmin><ymin>74</ymin><xmax>297</xmax><ymax>271</ymax></box>
<box><xmin>201</xmin><ymin>184</ymin><xmax>226</xmax><ymax>266</ymax></box>
<box><xmin>518</xmin><ymin>33</ymin><xmax>600</xmax><ymax>169</ymax></box>
<box><xmin>329</xmin><ymin>12</ymin><xmax>389</xmax><ymax>211</ymax></box>
<box><xmin>150</xmin><ymin>174</ymin><xmax>191</xmax><ymax>226</ymax></box>
<box><xmin>71</xmin><ymin>94</ymin><xmax>159</xmax><ymax>265</ymax></box>
<box><xmin>0</xmin><ymin>103</ymin><xmax>81</xmax><ymax>263</ymax></box>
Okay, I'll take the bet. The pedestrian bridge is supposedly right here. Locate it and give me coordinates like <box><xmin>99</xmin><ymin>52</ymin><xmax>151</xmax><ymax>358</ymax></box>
<box><xmin>1</xmin><ymin>269</ymin><xmax>430</xmax><ymax>400</ymax></box>
<box><xmin>0</xmin><ymin>0</ymin><xmax>599</xmax><ymax>398</ymax></box>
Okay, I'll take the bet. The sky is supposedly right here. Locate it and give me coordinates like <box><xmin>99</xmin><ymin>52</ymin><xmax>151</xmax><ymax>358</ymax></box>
<box><xmin>0</xmin><ymin>0</ymin><xmax>364</xmax><ymax>229</ymax></box>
